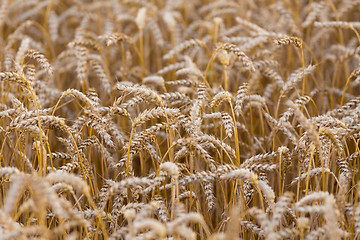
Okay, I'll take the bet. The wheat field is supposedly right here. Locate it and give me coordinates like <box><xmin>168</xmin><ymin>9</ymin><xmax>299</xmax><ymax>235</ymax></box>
<box><xmin>1</xmin><ymin>0</ymin><xmax>360</xmax><ymax>239</ymax></box>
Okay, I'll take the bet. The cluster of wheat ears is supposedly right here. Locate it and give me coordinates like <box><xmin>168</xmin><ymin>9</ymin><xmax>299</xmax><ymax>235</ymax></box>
<box><xmin>2</xmin><ymin>0</ymin><xmax>360</xmax><ymax>239</ymax></box>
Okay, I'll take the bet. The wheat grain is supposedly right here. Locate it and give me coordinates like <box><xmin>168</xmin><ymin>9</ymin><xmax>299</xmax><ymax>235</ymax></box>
<box><xmin>2</xmin><ymin>1</ymin><xmax>360</xmax><ymax>239</ymax></box>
